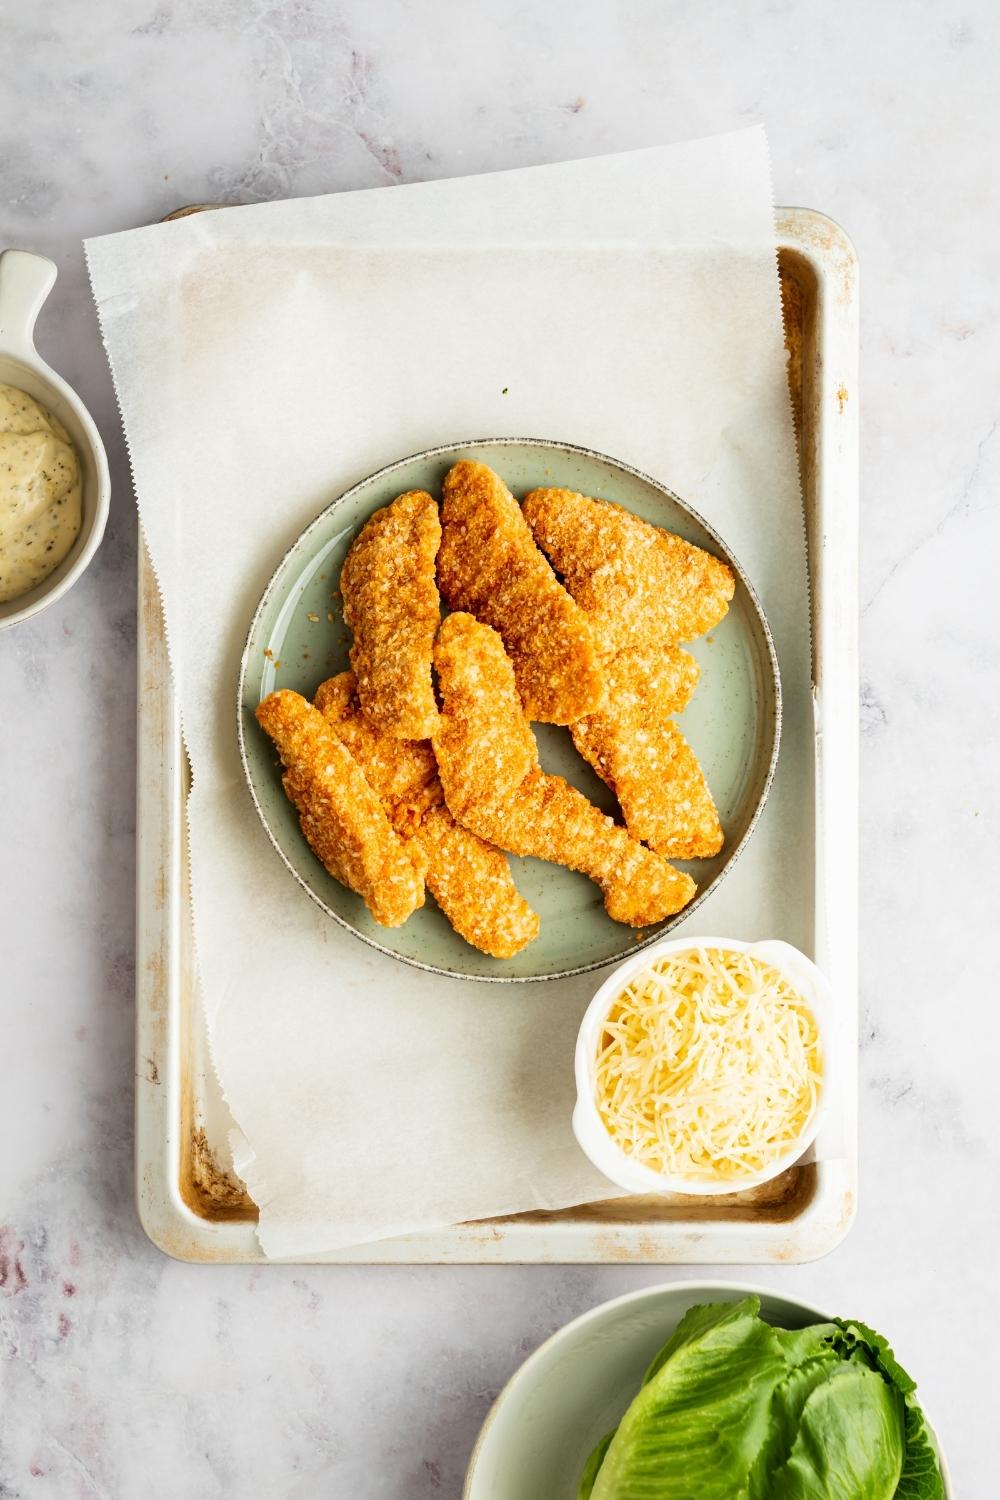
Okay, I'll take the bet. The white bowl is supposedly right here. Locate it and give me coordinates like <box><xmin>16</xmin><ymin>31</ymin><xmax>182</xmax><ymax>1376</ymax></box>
<box><xmin>463</xmin><ymin>1280</ymin><xmax>952</xmax><ymax>1499</ymax></box>
<box><xmin>573</xmin><ymin>936</ymin><xmax>833</xmax><ymax>1196</ymax></box>
<box><xmin>0</xmin><ymin>249</ymin><xmax>110</xmax><ymax>629</ymax></box>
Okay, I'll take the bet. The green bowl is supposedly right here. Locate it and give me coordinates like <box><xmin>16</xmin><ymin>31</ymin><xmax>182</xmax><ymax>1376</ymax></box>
<box><xmin>238</xmin><ymin>438</ymin><xmax>780</xmax><ymax>982</ymax></box>
<box><xmin>464</xmin><ymin>1280</ymin><xmax>952</xmax><ymax>1499</ymax></box>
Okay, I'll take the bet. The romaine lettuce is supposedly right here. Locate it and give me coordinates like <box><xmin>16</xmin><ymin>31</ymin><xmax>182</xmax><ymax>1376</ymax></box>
<box><xmin>578</xmin><ymin>1298</ymin><xmax>944</xmax><ymax>1500</ymax></box>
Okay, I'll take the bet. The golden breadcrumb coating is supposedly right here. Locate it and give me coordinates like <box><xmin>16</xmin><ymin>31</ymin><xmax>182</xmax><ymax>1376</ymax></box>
<box><xmin>570</xmin><ymin>642</ymin><xmax>724</xmax><ymax>859</ymax></box>
<box><xmin>314</xmin><ymin>672</ymin><xmax>441</xmax><ymax>839</ymax></box>
<box><xmin>433</xmin><ymin>614</ymin><xmax>696</xmax><ymax>926</ymax></box>
<box><xmin>573</xmin><ymin>714</ymin><xmax>723</xmax><ymax>860</ymax></box>
<box><xmin>340</xmin><ymin>489</ymin><xmax>442</xmax><ymax>739</ymax></box>
<box><xmin>522</xmin><ymin>487</ymin><xmax>735</xmax><ymax>654</ymax></box>
<box><xmin>436</xmin><ymin>461</ymin><xmax>603</xmax><ymax>724</ymax></box>
<box><xmin>418</xmin><ymin>804</ymin><xmax>540</xmax><ymax>960</ymax></box>
<box><xmin>315</xmin><ymin>672</ymin><xmax>539</xmax><ymax>959</ymax></box>
<box><xmin>255</xmin><ymin>689</ymin><xmax>427</xmax><ymax>928</ymax></box>
<box><xmin>593</xmin><ymin>641</ymin><xmax>701</xmax><ymax>718</ymax></box>
<box><xmin>523</xmin><ymin>488</ymin><xmax>730</xmax><ymax>858</ymax></box>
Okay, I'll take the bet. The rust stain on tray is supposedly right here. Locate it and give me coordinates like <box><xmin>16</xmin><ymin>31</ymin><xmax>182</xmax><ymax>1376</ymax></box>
<box><xmin>180</xmin><ymin>1129</ymin><xmax>256</xmax><ymax>1221</ymax></box>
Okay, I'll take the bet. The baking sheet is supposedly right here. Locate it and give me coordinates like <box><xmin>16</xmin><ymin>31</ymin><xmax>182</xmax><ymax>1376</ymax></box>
<box><xmin>134</xmin><ymin>207</ymin><xmax>858</xmax><ymax>1263</ymax></box>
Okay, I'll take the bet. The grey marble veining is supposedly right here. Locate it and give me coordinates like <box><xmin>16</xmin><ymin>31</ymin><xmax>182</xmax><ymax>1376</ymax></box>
<box><xmin>2</xmin><ymin>1</ymin><xmax>998</xmax><ymax>1495</ymax></box>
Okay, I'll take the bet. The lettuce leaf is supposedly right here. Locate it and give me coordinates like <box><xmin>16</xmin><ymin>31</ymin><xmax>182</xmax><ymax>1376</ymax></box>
<box><xmin>578</xmin><ymin>1302</ymin><xmax>944</xmax><ymax>1500</ymax></box>
<box><xmin>827</xmin><ymin>1321</ymin><xmax>945</xmax><ymax>1500</ymax></box>
<box><xmin>590</xmin><ymin>1298</ymin><xmax>793</xmax><ymax>1499</ymax></box>
<box><xmin>578</xmin><ymin>1433</ymin><xmax>614</xmax><ymax>1500</ymax></box>
<box><xmin>895</xmin><ymin>1403</ymin><xmax>946</xmax><ymax>1500</ymax></box>
<box><xmin>767</xmin><ymin>1363</ymin><xmax>904</xmax><ymax>1498</ymax></box>
<box><xmin>746</xmin><ymin>1355</ymin><xmax>840</xmax><ymax>1498</ymax></box>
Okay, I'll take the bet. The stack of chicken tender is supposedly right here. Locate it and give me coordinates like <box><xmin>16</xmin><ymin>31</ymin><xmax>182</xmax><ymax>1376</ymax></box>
<box><xmin>256</xmin><ymin>461</ymin><xmax>734</xmax><ymax>959</ymax></box>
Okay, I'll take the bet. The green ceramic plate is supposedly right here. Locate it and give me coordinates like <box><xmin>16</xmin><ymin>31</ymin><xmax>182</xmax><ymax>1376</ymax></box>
<box><xmin>238</xmin><ymin>439</ymin><xmax>780</xmax><ymax>982</ymax></box>
<box><xmin>462</xmin><ymin>1281</ymin><xmax>952</xmax><ymax>1499</ymax></box>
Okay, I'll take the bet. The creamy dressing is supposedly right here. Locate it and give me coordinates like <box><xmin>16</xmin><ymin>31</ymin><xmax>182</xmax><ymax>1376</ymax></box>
<box><xmin>0</xmin><ymin>384</ymin><xmax>82</xmax><ymax>604</ymax></box>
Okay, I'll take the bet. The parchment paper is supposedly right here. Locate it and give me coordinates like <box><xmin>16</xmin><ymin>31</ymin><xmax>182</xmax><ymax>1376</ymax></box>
<box><xmin>86</xmin><ymin>127</ymin><xmax>819</xmax><ymax>1257</ymax></box>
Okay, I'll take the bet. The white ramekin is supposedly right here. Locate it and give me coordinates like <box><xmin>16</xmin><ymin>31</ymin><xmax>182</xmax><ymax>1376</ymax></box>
<box><xmin>573</xmin><ymin>935</ymin><xmax>834</xmax><ymax>1196</ymax></box>
<box><xmin>0</xmin><ymin>248</ymin><xmax>110</xmax><ymax>629</ymax></box>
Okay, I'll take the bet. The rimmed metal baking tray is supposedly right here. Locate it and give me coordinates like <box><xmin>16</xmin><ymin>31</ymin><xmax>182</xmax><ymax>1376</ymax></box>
<box><xmin>135</xmin><ymin>206</ymin><xmax>858</xmax><ymax>1262</ymax></box>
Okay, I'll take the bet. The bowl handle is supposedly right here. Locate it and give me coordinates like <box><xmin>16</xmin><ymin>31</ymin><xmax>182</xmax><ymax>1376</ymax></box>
<box><xmin>0</xmin><ymin>249</ymin><xmax>57</xmax><ymax>357</ymax></box>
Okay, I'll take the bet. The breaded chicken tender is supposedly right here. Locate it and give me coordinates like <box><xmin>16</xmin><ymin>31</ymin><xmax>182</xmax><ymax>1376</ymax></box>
<box><xmin>436</xmin><ymin>461</ymin><xmax>603</xmax><ymax>724</ymax></box>
<box><xmin>433</xmin><ymin>615</ymin><xmax>696</xmax><ymax>927</ymax></box>
<box><xmin>255</xmin><ymin>689</ymin><xmax>427</xmax><ymax>927</ymax></box>
<box><xmin>569</xmin><ymin>642</ymin><xmax>724</xmax><ymax>859</ymax></box>
<box><xmin>418</xmin><ymin>804</ymin><xmax>541</xmax><ymax>960</ymax></box>
<box><xmin>522</xmin><ymin>487</ymin><xmax>735</xmax><ymax>655</ymax></box>
<box><xmin>524</xmin><ymin>488</ymin><xmax>731</xmax><ymax>859</ymax></box>
<box><xmin>314</xmin><ymin>672</ymin><xmax>441</xmax><ymax>839</ymax></box>
<box><xmin>315</xmin><ymin>672</ymin><xmax>539</xmax><ymax>959</ymax></box>
<box><xmin>340</xmin><ymin>489</ymin><xmax>441</xmax><ymax>740</ymax></box>
<box><xmin>589</xmin><ymin>641</ymin><xmax>702</xmax><ymax>718</ymax></box>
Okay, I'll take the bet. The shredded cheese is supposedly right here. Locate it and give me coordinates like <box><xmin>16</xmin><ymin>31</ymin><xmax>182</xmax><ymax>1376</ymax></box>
<box><xmin>594</xmin><ymin>947</ymin><xmax>823</xmax><ymax>1183</ymax></box>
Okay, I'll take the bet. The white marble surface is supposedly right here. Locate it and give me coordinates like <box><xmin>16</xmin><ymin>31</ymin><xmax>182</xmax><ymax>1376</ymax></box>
<box><xmin>1</xmin><ymin>1</ymin><xmax>997</xmax><ymax>1494</ymax></box>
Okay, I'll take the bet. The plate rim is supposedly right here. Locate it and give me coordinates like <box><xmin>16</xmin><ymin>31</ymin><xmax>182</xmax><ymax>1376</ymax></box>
<box><xmin>236</xmin><ymin>436</ymin><xmax>782</xmax><ymax>984</ymax></box>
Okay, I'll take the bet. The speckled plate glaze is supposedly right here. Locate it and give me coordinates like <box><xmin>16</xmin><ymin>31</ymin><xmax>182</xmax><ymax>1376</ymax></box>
<box><xmin>238</xmin><ymin>439</ymin><xmax>780</xmax><ymax>982</ymax></box>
